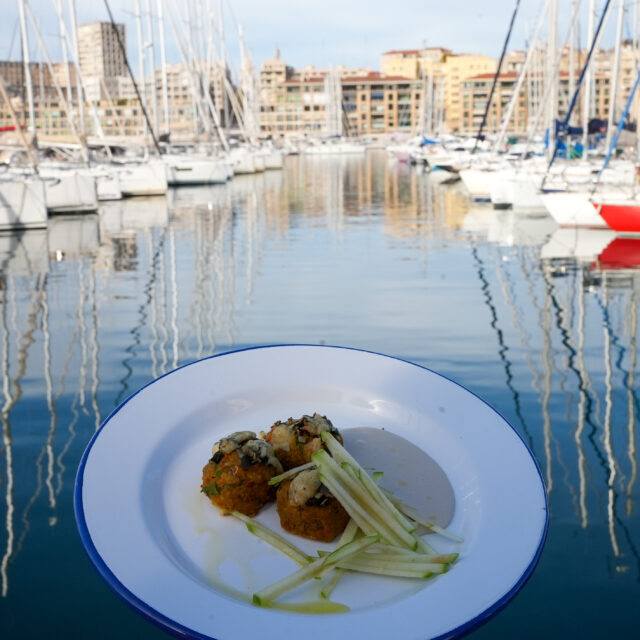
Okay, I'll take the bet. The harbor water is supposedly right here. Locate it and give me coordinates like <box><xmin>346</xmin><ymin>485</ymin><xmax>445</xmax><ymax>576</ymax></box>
<box><xmin>0</xmin><ymin>151</ymin><xmax>638</xmax><ymax>638</ymax></box>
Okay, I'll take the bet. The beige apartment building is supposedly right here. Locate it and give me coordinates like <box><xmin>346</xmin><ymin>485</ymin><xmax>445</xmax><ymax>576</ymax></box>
<box><xmin>459</xmin><ymin>42</ymin><xmax>640</xmax><ymax>139</ymax></box>
<box><xmin>76</xmin><ymin>21</ymin><xmax>128</xmax><ymax>103</ymax></box>
<box><xmin>3</xmin><ymin>25</ymin><xmax>638</xmax><ymax>145</ymax></box>
<box><xmin>341</xmin><ymin>73</ymin><xmax>423</xmax><ymax>136</ymax></box>
<box><xmin>259</xmin><ymin>61</ymin><xmax>424</xmax><ymax>137</ymax></box>
<box><xmin>380</xmin><ymin>48</ymin><xmax>496</xmax><ymax>133</ymax></box>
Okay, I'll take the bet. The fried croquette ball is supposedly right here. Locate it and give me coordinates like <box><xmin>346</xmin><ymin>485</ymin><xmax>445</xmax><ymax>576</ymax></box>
<box><xmin>201</xmin><ymin>431</ymin><xmax>283</xmax><ymax>517</ymax></box>
<box><xmin>263</xmin><ymin>413</ymin><xmax>343</xmax><ymax>470</ymax></box>
<box><xmin>276</xmin><ymin>468</ymin><xmax>350</xmax><ymax>542</ymax></box>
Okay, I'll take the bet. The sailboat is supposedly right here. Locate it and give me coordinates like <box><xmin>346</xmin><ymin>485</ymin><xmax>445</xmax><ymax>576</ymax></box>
<box><xmin>0</xmin><ymin>71</ymin><xmax>47</xmax><ymax>230</ymax></box>
<box><xmin>156</xmin><ymin>0</ymin><xmax>232</xmax><ymax>185</ymax></box>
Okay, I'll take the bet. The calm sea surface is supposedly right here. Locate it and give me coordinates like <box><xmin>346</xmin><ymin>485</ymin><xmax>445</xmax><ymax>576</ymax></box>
<box><xmin>0</xmin><ymin>151</ymin><xmax>638</xmax><ymax>638</ymax></box>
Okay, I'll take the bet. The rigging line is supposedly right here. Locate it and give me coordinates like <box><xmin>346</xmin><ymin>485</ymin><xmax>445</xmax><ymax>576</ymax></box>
<box><xmin>7</xmin><ymin>19</ymin><xmax>19</xmax><ymax>59</ymax></box>
<box><xmin>544</xmin><ymin>0</ymin><xmax>614</xmax><ymax>183</ymax></box>
<box><xmin>473</xmin><ymin>0</ymin><xmax>522</xmax><ymax>153</ymax></box>
<box><xmin>102</xmin><ymin>0</ymin><xmax>163</xmax><ymax>155</ymax></box>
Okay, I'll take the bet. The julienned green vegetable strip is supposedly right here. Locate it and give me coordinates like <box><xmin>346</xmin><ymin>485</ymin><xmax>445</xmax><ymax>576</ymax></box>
<box><xmin>253</xmin><ymin>534</ymin><xmax>380</xmax><ymax>606</ymax></box>
<box><xmin>335</xmin><ymin>559</ymin><xmax>446</xmax><ymax>578</ymax></box>
<box><xmin>371</xmin><ymin>543</ymin><xmax>433</xmax><ymax>556</ymax></box>
<box><xmin>321</xmin><ymin>431</ymin><xmax>416</xmax><ymax>534</ymax></box>
<box><xmin>319</xmin><ymin>567</ymin><xmax>346</xmax><ymax>600</ymax></box>
<box><xmin>319</xmin><ymin>519</ymin><xmax>359</xmax><ymax>599</ymax></box>
<box><xmin>268</xmin><ymin>462</ymin><xmax>316</xmax><ymax>486</ymax></box>
<box><xmin>341</xmin><ymin>462</ymin><xmax>418</xmax><ymax>537</ymax></box>
<box><xmin>416</xmin><ymin>535</ymin><xmax>438</xmax><ymax>555</ymax></box>
<box><xmin>382</xmin><ymin>490</ymin><xmax>464</xmax><ymax>543</ymax></box>
<box><xmin>316</xmin><ymin>550</ymin><xmax>455</xmax><ymax>577</ymax></box>
<box><xmin>318</xmin><ymin>549</ymin><xmax>458</xmax><ymax>565</ymax></box>
<box><xmin>316</xmin><ymin>466</ymin><xmax>388</xmax><ymax>540</ymax></box>
<box><xmin>231</xmin><ymin>511</ymin><xmax>312</xmax><ymax>567</ymax></box>
<box><xmin>314</xmin><ymin>450</ymin><xmax>418</xmax><ymax>549</ymax></box>
<box><xmin>339</xmin><ymin>550</ymin><xmax>458</xmax><ymax>564</ymax></box>
<box><xmin>314</xmin><ymin>449</ymin><xmax>417</xmax><ymax>547</ymax></box>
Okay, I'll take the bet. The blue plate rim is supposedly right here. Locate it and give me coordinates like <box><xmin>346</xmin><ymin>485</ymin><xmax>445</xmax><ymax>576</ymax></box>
<box><xmin>74</xmin><ymin>343</ymin><xmax>549</xmax><ymax>640</ymax></box>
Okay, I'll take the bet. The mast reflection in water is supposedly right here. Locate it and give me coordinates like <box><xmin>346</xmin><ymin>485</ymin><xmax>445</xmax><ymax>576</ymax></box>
<box><xmin>0</xmin><ymin>152</ymin><xmax>638</xmax><ymax>639</ymax></box>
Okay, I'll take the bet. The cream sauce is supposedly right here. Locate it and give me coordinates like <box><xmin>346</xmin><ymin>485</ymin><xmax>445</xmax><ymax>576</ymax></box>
<box><xmin>342</xmin><ymin>427</ymin><xmax>455</xmax><ymax>528</ymax></box>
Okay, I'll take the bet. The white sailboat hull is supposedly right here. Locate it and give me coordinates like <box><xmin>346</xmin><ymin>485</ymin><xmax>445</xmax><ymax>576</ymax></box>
<box><xmin>94</xmin><ymin>171</ymin><xmax>122</xmax><ymax>201</ymax></box>
<box><xmin>230</xmin><ymin>149</ymin><xmax>256</xmax><ymax>174</ymax></box>
<box><xmin>42</xmin><ymin>170</ymin><xmax>99</xmax><ymax>213</ymax></box>
<box><xmin>540</xmin><ymin>191</ymin><xmax>608</xmax><ymax>228</ymax></box>
<box><xmin>459</xmin><ymin>168</ymin><xmax>494</xmax><ymax>200</ymax></box>
<box><xmin>489</xmin><ymin>171</ymin><xmax>513</xmax><ymax>209</ymax></box>
<box><xmin>262</xmin><ymin>150</ymin><xmax>284</xmax><ymax>170</ymax></box>
<box><xmin>0</xmin><ymin>177</ymin><xmax>48</xmax><ymax>230</ymax></box>
<box><xmin>117</xmin><ymin>160</ymin><xmax>168</xmax><ymax>196</ymax></box>
<box><xmin>165</xmin><ymin>157</ymin><xmax>228</xmax><ymax>185</ymax></box>
<box><xmin>508</xmin><ymin>173</ymin><xmax>547</xmax><ymax>214</ymax></box>
<box><xmin>304</xmin><ymin>142</ymin><xmax>366</xmax><ymax>155</ymax></box>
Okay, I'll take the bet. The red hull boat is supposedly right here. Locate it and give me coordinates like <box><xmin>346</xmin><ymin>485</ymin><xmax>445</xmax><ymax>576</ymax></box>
<box><xmin>596</xmin><ymin>201</ymin><xmax>640</xmax><ymax>234</ymax></box>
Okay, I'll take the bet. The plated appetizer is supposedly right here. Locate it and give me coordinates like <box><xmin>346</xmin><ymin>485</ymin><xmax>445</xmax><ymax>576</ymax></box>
<box><xmin>200</xmin><ymin>416</ymin><xmax>462</xmax><ymax>610</ymax></box>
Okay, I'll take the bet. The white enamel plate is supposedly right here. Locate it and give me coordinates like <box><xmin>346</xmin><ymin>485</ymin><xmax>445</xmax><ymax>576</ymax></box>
<box><xmin>75</xmin><ymin>345</ymin><xmax>548</xmax><ymax>640</ymax></box>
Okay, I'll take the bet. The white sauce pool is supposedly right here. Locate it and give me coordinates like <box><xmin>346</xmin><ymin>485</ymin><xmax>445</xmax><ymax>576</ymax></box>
<box><xmin>342</xmin><ymin>427</ymin><xmax>455</xmax><ymax>528</ymax></box>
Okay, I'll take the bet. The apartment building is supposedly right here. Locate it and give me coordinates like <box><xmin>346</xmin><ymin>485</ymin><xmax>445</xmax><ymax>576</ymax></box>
<box><xmin>76</xmin><ymin>21</ymin><xmax>127</xmax><ymax>103</ymax></box>
<box><xmin>381</xmin><ymin>48</ymin><xmax>496</xmax><ymax>133</ymax></box>
<box><xmin>342</xmin><ymin>73</ymin><xmax>423</xmax><ymax>136</ymax></box>
<box><xmin>380</xmin><ymin>47</ymin><xmax>452</xmax><ymax>79</ymax></box>
<box><xmin>259</xmin><ymin>61</ymin><xmax>424</xmax><ymax>137</ymax></box>
<box><xmin>459</xmin><ymin>41</ymin><xmax>640</xmax><ymax>139</ymax></box>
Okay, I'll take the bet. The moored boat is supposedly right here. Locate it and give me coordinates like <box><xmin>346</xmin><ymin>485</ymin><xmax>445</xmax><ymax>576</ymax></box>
<box><xmin>164</xmin><ymin>156</ymin><xmax>228</xmax><ymax>186</ymax></box>
<box><xmin>117</xmin><ymin>160</ymin><xmax>168</xmax><ymax>197</ymax></box>
<box><xmin>40</xmin><ymin>168</ymin><xmax>99</xmax><ymax>214</ymax></box>
<box><xmin>540</xmin><ymin>191</ymin><xmax>608</xmax><ymax>228</ymax></box>
<box><xmin>595</xmin><ymin>198</ymin><xmax>640</xmax><ymax>234</ymax></box>
<box><xmin>0</xmin><ymin>176</ymin><xmax>47</xmax><ymax>230</ymax></box>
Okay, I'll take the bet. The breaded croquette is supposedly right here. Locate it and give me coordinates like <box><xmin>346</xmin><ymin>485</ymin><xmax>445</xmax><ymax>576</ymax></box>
<box><xmin>263</xmin><ymin>413</ymin><xmax>342</xmax><ymax>470</ymax></box>
<box><xmin>201</xmin><ymin>431</ymin><xmax>283</xmax><ymax>517</ymax></box>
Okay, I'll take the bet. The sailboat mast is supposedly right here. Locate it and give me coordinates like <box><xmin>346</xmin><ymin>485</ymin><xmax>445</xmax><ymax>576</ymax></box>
<box><xmin>68</xmin><ymin>0</ymin><xmax>86</xmax><ymax>136</ymax></box>
<box><xmin>472</xmin><ymin>0</ymin><xmax>522</xmax><ymax>153</ymax></box>
<box><xmin>102</xmin><ymin>0</ymin><xmax>162</xmax><ymax>153</ymax></box>
<box><xmin>545</xmin><ymin>0</ymin><xmax>558</xmax><ymax>161</ymax></box>
<box><xmin>605</xmin><ymin>0</ymin><xmax>625</xmax><ymax>152</ymax></box>
<box><xmin>135</xmin><ymin>0</ymin><xmax>147</xmax><ymax>137</ymax></box>
<box><xmin>0</xmin><ymin>71</ymin><xmax>38</xmax><ymax>170</ymax></box>
<box><xmin>145</xmin><ymin>0</ymin><xmax>159</xmax><ymax>136</ymax></box>
<box><xmin>156</xmin><ymin>0</ymin><xmax>170</xmax><ymax>135</ymax></box>
<box><xmin>55</xmin><ymin>0</ymin><xmax>73</xmax><ymax>107</ymax></box>
<box><xmin>24</xmin><ymin>1</ymin><xmax>88</xmax><ymax>162</ymax></box>
<box><xmin>582</xmin><ymin>0</ymin><xmax>596</xmax><ymax>161</ymax></box>
<box><xmin>568</xmin><ymin>0</ymin><xmax>578</xmax><ymax>127</ymax></box>
<box><xmin>17</xmin><ymin>0</ymin><xmax>36</xmax><ymax>135</ymax></box>
<box><xmin>217</xmin><ymin>0</ymin><xmax>229</xmax><ymax>135</ymax></box>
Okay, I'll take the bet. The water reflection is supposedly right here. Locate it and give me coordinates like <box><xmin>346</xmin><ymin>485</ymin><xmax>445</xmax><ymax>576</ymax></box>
<box><xmin>0</xmin><ymin>152</ymin><xmax>638</xmax><ymax>638</ymax></box>
<box><xmin>464</xmin><ymin>207</ymin><xmax>640</xmax><ymax>580</ymax></box>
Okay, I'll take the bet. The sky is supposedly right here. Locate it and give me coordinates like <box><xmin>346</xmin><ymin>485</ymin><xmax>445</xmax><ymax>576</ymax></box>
<box><xmin>0</xmin><ymin>0</ymin><xmax>628</xmax><ymax>75</ymax></box>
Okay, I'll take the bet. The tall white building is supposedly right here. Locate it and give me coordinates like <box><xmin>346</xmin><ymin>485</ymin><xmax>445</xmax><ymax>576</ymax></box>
<box><xmin>77</xmin><ymin>21</ymin><xmax>128</xmax><ymax>102</ymax></box>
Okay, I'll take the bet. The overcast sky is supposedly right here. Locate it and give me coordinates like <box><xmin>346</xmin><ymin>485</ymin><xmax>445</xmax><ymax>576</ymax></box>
<box><xmin>1</xmin><ymin>1</ymin><xmax>627</xmax><ymax>75</ymax></box>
